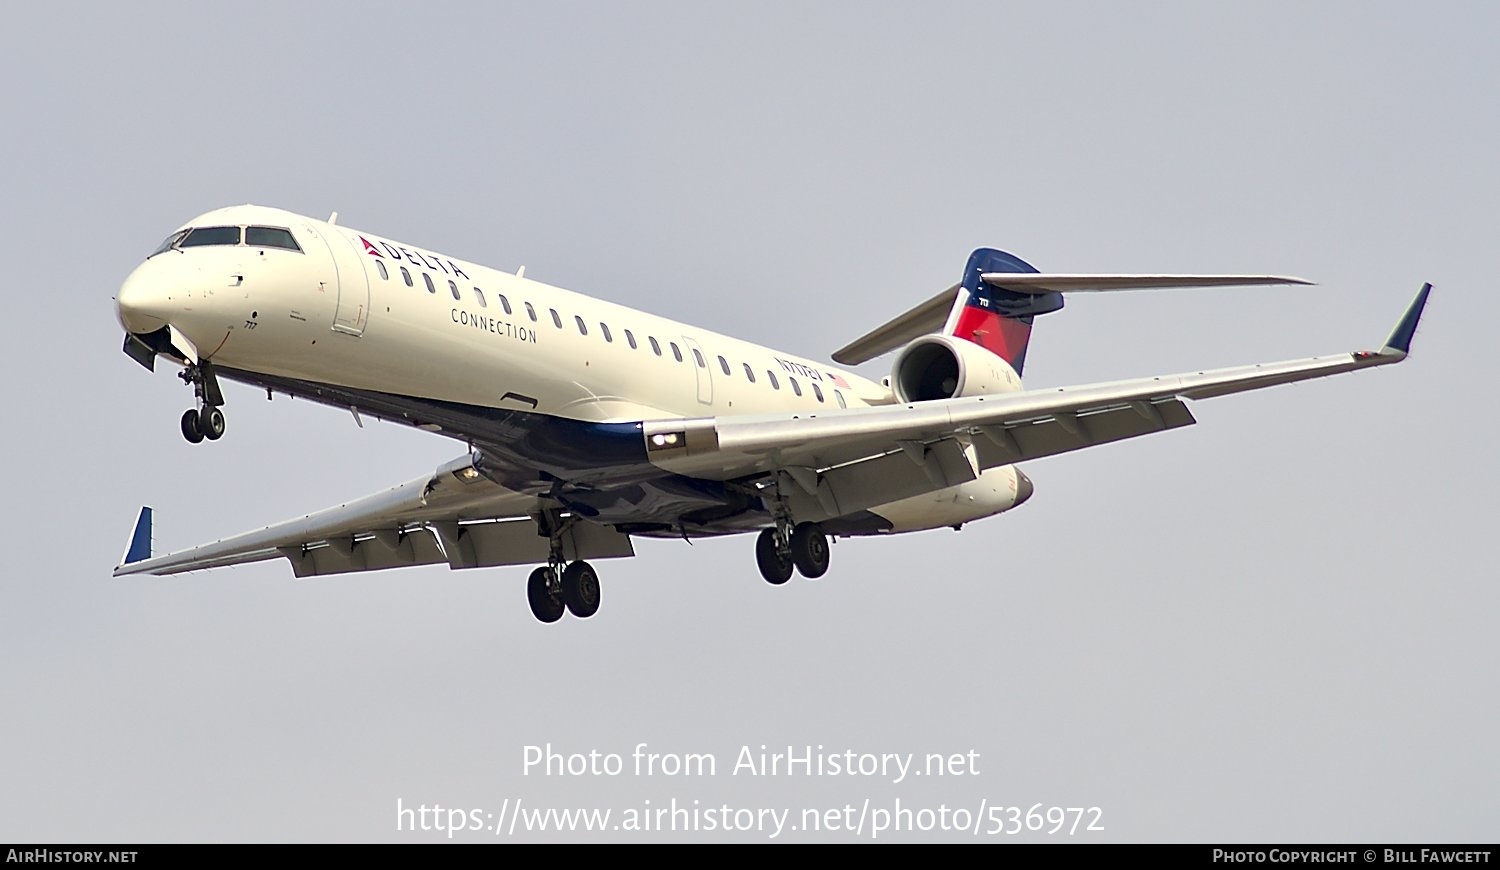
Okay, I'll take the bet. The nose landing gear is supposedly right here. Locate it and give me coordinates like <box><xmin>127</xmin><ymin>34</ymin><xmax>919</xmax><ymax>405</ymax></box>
<box><xmin>177</xmin><ymin>361</ymin><xmax>226</xmax><ymax>444</ymax></box>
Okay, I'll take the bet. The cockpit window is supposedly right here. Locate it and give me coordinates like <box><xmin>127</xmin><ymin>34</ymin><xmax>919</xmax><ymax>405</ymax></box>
<box><xmin>149</xmin><ymin>230</ymin><xmax>189</xmax><ymax>257</ymax></box>
<box><xmin>245</xmin><ymin>226</ymin><xmax>301</xmax><ymax>251</ymax></box>
<box><xmin>178</xmin><ymin>226</ymin><xmax>242</xmax><ymax>248</ymax></box>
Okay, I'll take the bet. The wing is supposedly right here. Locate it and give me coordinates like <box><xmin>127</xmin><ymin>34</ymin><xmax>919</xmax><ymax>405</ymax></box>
<box><xmin>114</xmin><ymin>453</ymin><xmax>633</xmax><ymax>577</ymax></box>
<box><xmin>646</xmin><ymin>285</ymin><xmax>1430</xmax><ymax>516</ymax></box>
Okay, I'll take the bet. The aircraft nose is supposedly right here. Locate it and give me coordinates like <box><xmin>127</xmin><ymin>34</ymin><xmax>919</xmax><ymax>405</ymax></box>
<box><xmin>1014</xmin><ymin>469</ymin><xmax>1034</xmax><ymax>507</ymax></box>
<box><xmin>116</xmin><ymin>264</ymin><xmax>168</xmax><ymax>333</ymax></box>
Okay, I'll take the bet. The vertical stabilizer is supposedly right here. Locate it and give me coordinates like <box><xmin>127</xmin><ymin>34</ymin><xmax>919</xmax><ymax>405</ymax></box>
<box><xmin>944</xmin><ymin>248</ymin><xmax>1064</xmax><ymax>376</ymax></box>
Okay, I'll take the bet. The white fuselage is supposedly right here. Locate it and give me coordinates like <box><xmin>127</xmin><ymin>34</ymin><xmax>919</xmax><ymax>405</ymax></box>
<box><xmin>117</xmin><ymin>205</ymin><xmax>1029</xmax><ymax>534</ymax></box>
<box><xmin>118</xmin><ymin>205</ymin><xmax>888</xmax><ymax>426</ymax></box>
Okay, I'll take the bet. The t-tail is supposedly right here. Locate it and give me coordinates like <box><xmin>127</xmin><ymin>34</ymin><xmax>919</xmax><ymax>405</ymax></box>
<box><xmin>943</xmin><ymin>248</ymin><xmax>1061</xmax><ymax>376</ymax></box>
<box><xmin>831</xmin><ymin>249</ymin><xmax>1311</xmax><ymax>373</ymax></box>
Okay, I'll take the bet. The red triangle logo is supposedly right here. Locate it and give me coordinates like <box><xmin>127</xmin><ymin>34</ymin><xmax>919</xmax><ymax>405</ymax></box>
<box><xmin>360</xmin><ymin>236</ymin><xmax>383</xmax><ymax>257</ymax></box>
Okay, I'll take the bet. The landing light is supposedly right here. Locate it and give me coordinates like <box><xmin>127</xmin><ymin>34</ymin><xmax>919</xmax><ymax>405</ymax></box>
<box><xmin>648</xmin><ymin>431</ymin><xmax>685</xmax><ymax>450</ymax></box>
<box><xmin>453</xmin><ymin>466</ymin><xmax>482</xmax><ymax>484</ymax></box>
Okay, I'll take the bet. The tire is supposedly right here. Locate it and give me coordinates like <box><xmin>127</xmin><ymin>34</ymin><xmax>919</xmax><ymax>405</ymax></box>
<box><xmin>202</xmin><ymin>407</ymin><xmax>226</xmax><ymax>441</ymax></box>
<box><xmin>562</xmin><ymin>561</ymin><xmax>601</xmax><ymax>618</ymax></box>
<box><xmin>755</xmin><ymin>528</ymin><xmax>793</xmax><ymax>585</ymax></box>
<box><xmin>790</xmin><ymin>522</ymin><xmax>830</xmax><ymax>579</ymax></box>
<box><xmin>180</xmin><ymin>409</ymin><xmax>204</xmax><ymax>444</ymax></box>
<box><xmin>526</xmin><ymin>567</ymin><xmax>565</xmax><ymax>623</ymax></box>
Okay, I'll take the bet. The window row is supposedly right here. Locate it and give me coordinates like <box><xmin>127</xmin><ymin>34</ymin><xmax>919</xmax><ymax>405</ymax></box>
<box><xmin>373</xmin><ymin>260</ymin><xmax>842</xmax><ymax>405</ymax></box>
<box><xmin>150</xmin><ymin>225</ymin><xmax>302</xmax><ymax>257</ymax></box>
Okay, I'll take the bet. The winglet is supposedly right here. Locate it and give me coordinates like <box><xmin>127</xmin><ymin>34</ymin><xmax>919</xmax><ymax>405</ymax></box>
<box><xmin>1382</xmin><ymin>283</ymin><xmax>1432</xmax><ymax>356</ymax></box>
<box><xmin>119</xmin><ymin>506</ymin><xmax>153</xmax><ymax>568</ymax></box>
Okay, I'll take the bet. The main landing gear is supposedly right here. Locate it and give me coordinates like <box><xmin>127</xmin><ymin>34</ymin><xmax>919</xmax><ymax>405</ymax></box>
<box><xmin>526</xmin><ymin>560</ymin><xmax>601</xmax><ymax>623</ymax></box>
<box><xmin>526</xmin><ymin>510</ymin><xmax>603</xmax><ymax>624</ymax></box>
<box><xmin>756</xmin><ymin>520</ymin><xmax>830</xmax><ymax>585</ymax></box>
<box><xmin>178</xmin><ymin>361</ymin><xmax>226</xmax><ymax>444</ymax></box>
<box><xmin>180</xmin><ymin>406</ymin><xmax>225</xmax><ymax>443</ymax></box>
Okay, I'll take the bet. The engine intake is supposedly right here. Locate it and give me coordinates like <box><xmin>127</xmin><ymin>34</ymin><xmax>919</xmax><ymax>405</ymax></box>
<box><xmin>891</xmin><ymin>334</ymin><xmax>1021</xmax><ymax>402</ymax></box>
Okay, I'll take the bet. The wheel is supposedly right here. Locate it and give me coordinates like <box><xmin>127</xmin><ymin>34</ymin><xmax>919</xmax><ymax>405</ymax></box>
<box><xmin>562</xmin><ymin>561</ymin><xmax>601</xmax><ymax>618</ymax></box>
<box><xmin>755</xmin><ymin>528</ymin><xmax>793</xmax><ymax>585</ymax></box>
<box><xmin>201</xmin><ymin>407</ymin><xmax>226</xmax><ymax>441</ymax></box>
<box><xmin>180</xmin><ymin>408</ymin><xmax>204</xmax><ymax>444</ymax></box>
<box><xmin>526</xmin><ymin>567</ymin><xmax>565</xmax><ymax>623</ymax></box>
<box><xmin>790</xmin><ymin>522</ymin><xmax>830</xmax><ymax>578</ymax></box>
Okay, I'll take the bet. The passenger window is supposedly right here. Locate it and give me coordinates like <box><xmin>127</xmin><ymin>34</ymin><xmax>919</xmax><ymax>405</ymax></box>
<box><xmin>625</xmin><ymin>329</ymin><xmax>637</xmax><ymax>349</ymax></box>
<box><xmin>671</xmin><ymin>343</ymin><xmax>683</xmax><ymax>363</ymax></box>
<box><xmin>550</xmin><ymin>309</ymin><xmax>562</xmax><ymax>328</ymax></box>
<box><xmin>719</xmin><ymin>356</ymin><xmax>731</xmax><ymax>376</ymax></box>
<box><xmin>812</xmin><ymin>383</ymin><xmax>824</xmax><ymax>403</ymax></box>
<box><xmin>179</xmin><ymin>226</ymin><xmax>241</xmax><ymax>247</ymax></box>
<box><xmin>575</xmin><ymin>315</ymin><xmax>588</xmax><ymax>336</ymax></box>
<box><xmin>498</xmin><ymin>294</ymin><xmax>512</xmax><ymax>315</ymax></box>
<box><xmin>473</xmin><ymin>287</ymin><xmax>487</xmax><ymax>307</ymax></box>
<box><xmin>400</xmin><ymin>266</ymin><xmax>413</xmax><ymax>287</ymax></box>
<box><xmin>448</xmin><ymin>279</ymin><xmax>460</xmax><ymax>301</ymax></box>
<box><xmin>789</xmin><ymin>377</ymin><xmax>802</xmax><ymax>396</ymax></box>
<box><xmin>767</xmin><ymin>371</ymin><xmax>780</xmax><ymax>390</ymax></box>
<box><xmin>245</xmin><ymin>226</ymin><xmax>301</xmax><ymax>251</ymax></box>
<box><xmin>525</xmin><ymin>302</ymin><xmax>537</xmax><ymax>322</ymax></box>
<box><xmin>600</xmin><ymin>323</ymin><xmax>613</xmax><ymax>342</ymax></box>
<box><xmin>835</xmin><ymin>390</ymin><xmax>847</xmax><ymax>408</ymax></box>
<box><xmin>649</xmin><ymin>337</ymin><xmax>662</xmax><ymax>356</ymax></box>
<box><xmin>743</xmin><ymin>363</ymin><xmax>756</xmax><ymax>383</ymax></box>
<box><xmin>376</xmin><ymin>260</ymin><xmax>389</xmax><ymax>280</ymax></box>
<box><xmin>423</xmin><ymin>273</ymin><xmax>436</xmax><ymax>294</ymax></box>
<box><xmin>692</xmin><ymin>348</ymin><xmax>706</xmax><ymax>368</ymax></box>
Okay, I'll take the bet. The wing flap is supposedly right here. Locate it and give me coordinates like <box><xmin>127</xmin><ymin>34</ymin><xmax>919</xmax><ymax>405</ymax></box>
<box><xmin>971</xmin><ymin>399</ymin><xmax>1198</xmax><ymax>467</ymax></box>
<box><xmin>280</xmin><ymin>530</ymin><xmax>449</xmax><ymax>578</ymax></box>
<box><xmin>275</xmin><ymin>519</ymin><xmax>636</xmax><ymax>578</ymax></box>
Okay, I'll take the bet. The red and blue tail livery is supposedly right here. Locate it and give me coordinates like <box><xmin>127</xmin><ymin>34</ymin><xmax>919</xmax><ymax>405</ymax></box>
<box><xmin>946</xmin><ymin>248</ymin><xmax>1064</xmax><ymax>377</ymax></box>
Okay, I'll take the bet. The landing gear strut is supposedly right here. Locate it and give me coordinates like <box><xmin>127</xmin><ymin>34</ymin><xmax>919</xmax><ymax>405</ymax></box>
<box><xmin>525</xmin><ymin>510</ymin><xmax>603</xmax><ymax>623</ymax></box>
<box><xmin>178</xmin><ymin>361</ymin><xmax>226</xmax><ymax>444</ymax></box>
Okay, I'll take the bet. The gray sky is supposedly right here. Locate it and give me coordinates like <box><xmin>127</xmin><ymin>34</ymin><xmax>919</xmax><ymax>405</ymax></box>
<box><xmin>1</xmin><ymin>1</ymin><xmax>1494</xmax><ymax>842</ymax></box>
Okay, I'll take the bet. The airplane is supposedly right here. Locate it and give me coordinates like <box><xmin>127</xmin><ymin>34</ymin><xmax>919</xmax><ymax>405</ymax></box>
<box><xmin>112</xmin><ymin>205</ymin><xmax>1431</xmax><ymax>623</ymax></box>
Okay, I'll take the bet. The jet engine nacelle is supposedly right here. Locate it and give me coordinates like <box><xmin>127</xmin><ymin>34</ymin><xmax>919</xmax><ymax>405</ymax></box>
<box><xmin>891</xmin><ymin>334</ymin><xmax>1022</xmax><ymax>402</ymax></box>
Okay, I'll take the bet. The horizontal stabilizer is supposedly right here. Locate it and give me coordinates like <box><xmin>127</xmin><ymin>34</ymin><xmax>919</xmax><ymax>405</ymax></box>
<box><xmin>833</xmin><ymin>272</ymin><xmax>1313</xmax><ymax>365</ymax></box>
<box><xmin>832</xmin><ymin>285</ymin><xmax>959</xmax><ymax>365</ymax></box>
<box><xmin>979</xmin><ymin>274</ymin><xmax>1313</xmax><ymax>293</ymax></box>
